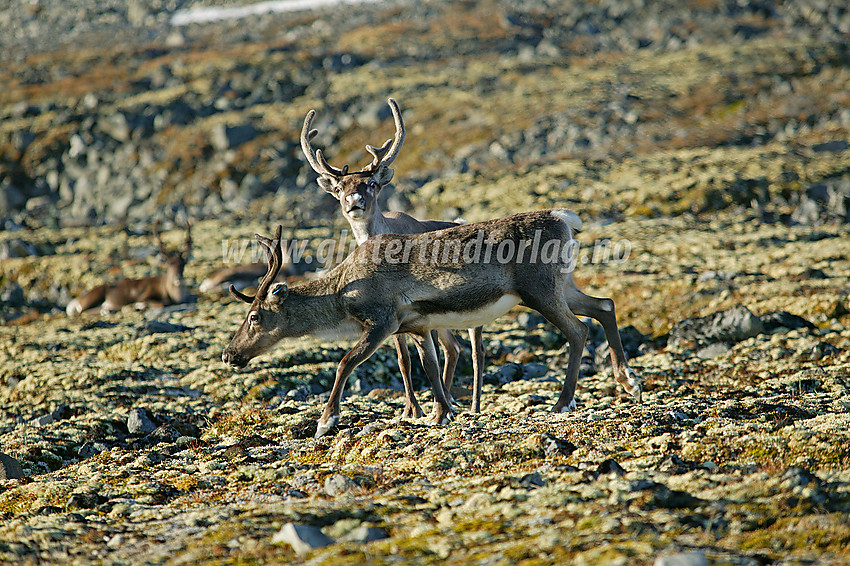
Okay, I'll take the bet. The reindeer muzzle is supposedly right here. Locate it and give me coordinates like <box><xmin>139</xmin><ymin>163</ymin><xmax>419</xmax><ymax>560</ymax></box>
<box><xmin>221</xmin><ymin>350</ymin><xmax>247</xmax><ymax>369</ymax></box>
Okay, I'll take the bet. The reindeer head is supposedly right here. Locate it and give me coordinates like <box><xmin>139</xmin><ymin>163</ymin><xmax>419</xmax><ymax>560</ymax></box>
<box><xmin>221</xmin><ymin>226</ymin><xmax>290</xmax><ymax>368</ymax></box>
<box><xmin>301</xmin><ymin>98</ymin><xmax>405</xmax><ymax>221</ymax></box>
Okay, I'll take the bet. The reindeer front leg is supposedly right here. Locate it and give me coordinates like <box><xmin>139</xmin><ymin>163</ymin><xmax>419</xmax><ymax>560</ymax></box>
<box><xmin>317</xmin><ymin>324</ymin><xmax>394</xmax><ymax>438</ymax></box>
<box><xmin>410</xmin><ymin>332</ymin><xmax>455</xmax><ymax>426</ymax></box>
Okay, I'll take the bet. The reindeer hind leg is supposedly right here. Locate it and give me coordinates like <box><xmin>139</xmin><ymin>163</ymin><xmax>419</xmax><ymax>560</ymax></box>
<box><xmin>566</xmin><ymin>289</ymin><xmax>642</xmax><ymax>401</ymax></box>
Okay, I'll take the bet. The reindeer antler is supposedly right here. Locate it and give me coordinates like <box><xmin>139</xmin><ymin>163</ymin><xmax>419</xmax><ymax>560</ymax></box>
<box><xmin>365</xmin><ymin>98</ymin><xmax>405</xmax><ymax>171</ymax></box>
<box><xmin>182</xmin><ymin>219</ymin><xmax>193</xmax><ymax>256</ymax></box>
<box><xmin>301</xmin><ymin>109</ymin><xmax>349</xmax><ymax>178</ymax></box>
<box><xmin>229</xmin><ymin>225</ymin><xmax>283</xmax><ymax>304</ymax></box>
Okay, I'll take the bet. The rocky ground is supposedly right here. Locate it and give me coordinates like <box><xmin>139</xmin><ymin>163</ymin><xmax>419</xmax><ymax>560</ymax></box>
<box><xmin>2</xmin><ymin>0</ymin><xmax>850</xmax><ymax>564</ymax></box>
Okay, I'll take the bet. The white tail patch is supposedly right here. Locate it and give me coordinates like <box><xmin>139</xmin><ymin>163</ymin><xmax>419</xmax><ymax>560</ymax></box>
<box><xmin>551</xmin><ymin>209</ymin><xmax>583</xmax><ymax>232</ymax></box>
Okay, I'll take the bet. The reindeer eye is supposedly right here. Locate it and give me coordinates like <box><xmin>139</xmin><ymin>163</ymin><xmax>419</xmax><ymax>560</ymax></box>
<box><xmin>367</xmin><ymin>180</ymin><xmax>378</xmax><ymax>190</ymax></box>
<box><xmin>249</xmin><ymin>312</ymin><xmax>260</xmax><ymax>324</ymax></box>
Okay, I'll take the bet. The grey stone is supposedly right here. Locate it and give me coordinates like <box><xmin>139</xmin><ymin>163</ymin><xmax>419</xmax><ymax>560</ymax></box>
<box><xmin>541</xmin><ymin>433</ymin><xmax>577</xmax><ymax>457</ymax></box>
<box><xmin>670</xmin><ymin>305</ymin><xmax>764</xmax><ymax>345</ymax></box>
<box><xmin>78</xmin><ymin>442</ymin><xmax>108</xmax><ymax>459</ymax></box>
<box><xmin>211</xmin><ymin>123</ymin><xmax>258</xmax><ymax>151</ymax></box>
<box><xmin>760</xmin><ymin>311</ymin><xmax>816</xmax><ymax>333</ymax></box>
<box><xmin>0</xmin><ymin>452</ymin><xmax>24</xmax><ymax>480</ymax></box>
<box><xmin>324</xmin><ymin>473</ymin><xmax>357</xmax><ymax>496</ymax></box>
<box><xmin>134</xmin><ymin>320</ymin><xmax>191</xmax><ymax>336</ymax></box>
<box><xmin>654</xmin><ymin>551</ymin><xmax>708</xmax><ymax>566</ymax></box>
<box><xmin>522</xmin><ymin>363</ymin><xmax>548</xmax><ymax>379</ymax></box>
<box><xmin>98</xmin><ymin>113</ymin><xmax>131</xmax><ymax>142</ymax></box>
<box><xmin>127</xmin><ymin>408</ymin><xmax>157</xmax><ymax>435</ymax></box>
<box><xmin>520</xmin><ymin>471</ymin><xmax>546</xmax><ymax>488</ymax></box>
<box><xmin>272</xmin><ymin>523</ymin><xmax>334</xmax><ymax>554</ymax></box>
<box><xmin>338</xmin><ymin>526</ymin><xmax>388</xmax><ymax>543</ymax></box>
<box><xmin>0</xmin><ymin>282</ymin><xmax>26</xmax><ymax>308</ymax></box>
<box><xmin>66</xmin><ymin>492</ymin><xmax>99</xmax><ymax>509</ymax></box>
<box><xmin>0</xmin><ymin>180</ymin><xmax>27</xmax><ymax>215</ymax></box>
<box><xmin>0</xmin><ymin>239</ymin><xmax>37</xmax><ymax>260</ymax></box>
<box><xmin>695</xmin><ymin>342</ymin><xmax>730</xmax><ymax>359</ymax></box>
<box><xmin>596</xmin><ymin>459</ymin><xmax>627</xmax><ymax>477</ymax></box>
<box><xmin>30</xmin><ymin>404</ymin><xmax>72</xmax><ymax>427</ymax></box>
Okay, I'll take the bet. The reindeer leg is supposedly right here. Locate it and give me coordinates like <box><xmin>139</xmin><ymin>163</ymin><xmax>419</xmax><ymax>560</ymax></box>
<box><xmin>393</xmin><ymin>334</ymin><xmax>425</xmax><ymax>419</ymax></box>
<box><xmin>568</xmin><ymin>290</ymin><xmax>642</xmax><ymax>402</ymax></box>
<box><xmin>469</xmin><ymin>326</ymin><xmax>485</xmax><ymax>413</ymax></box>
<box><xmin>436</xmin><ymin>329</ymin><xmax>461</xmax><ymax>407</ymax></box>
<box><xmin>411</xmin><ymin>332</ymin><xmax>454</xmax><ymax>426</ymax></box>
<box><xmin>522</xmin><ymin>298</ymin><xmax>588</xmax><ymax>413</ymax></box>
<box><xmin>317</xmin><ymin>324</ymin><xmax>393</xmax><ymax>438</ymax></box>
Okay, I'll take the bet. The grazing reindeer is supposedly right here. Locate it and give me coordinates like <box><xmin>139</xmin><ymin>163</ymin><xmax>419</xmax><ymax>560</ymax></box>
<box><xmin>66</xmin><ymin>222</ymin><xmax>192</xmax><ymax>316</ymax></box>
<box><xmin>301</xmin><ymin>98</ymin><xmax>486</xmax><ymax>417</ymax></box>
<box><xmin>222</xmin><ymin>212</ymin><xmax>642</xmax><ymax>438</ymax></box>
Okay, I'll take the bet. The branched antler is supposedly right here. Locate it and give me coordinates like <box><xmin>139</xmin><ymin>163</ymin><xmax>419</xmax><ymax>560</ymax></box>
<box><xmin>229</xmin><ymin>225</ymin><xmax>283</xmax><ymax>304</ymax></box>
<box><xmin>301</xmin><ymin>110</ymin><xmax>349</xmax><ymax>178</ymax></box>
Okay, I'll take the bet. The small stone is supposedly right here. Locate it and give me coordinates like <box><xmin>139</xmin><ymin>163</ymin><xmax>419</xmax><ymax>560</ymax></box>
<box><xmin>211</xmin><ymin>123</ymin><xmax>258</xmax><ymax>151</ymax></box>
<box><xmin>30</xmin><ymin>404</ymin><xmax>73</xmax><ymax>427</ymax></box>
<box><xmin>670</xmin><ymin>305</ymin><xmax>764</xmax><ymax>346</ymax></box>
<box><xmin>78</xmin><ymin>442</ymin><xmax>108</xmax><ymax>459</ymax></box>
<box><xmin>127</xmin><ymin>408</ymin><xmax>157</xmax><ymax>435</ymax></box>
<box><xmin>0</xmin><ymin>452</ymin><xmax>24</xmax><ymax>479</ymax></box>
<box><xmin>134</xmin><ymin>320</ymin><xmax>191</xmax><ymax>336</ymax></box>
<box><xmin>272</xmin><ymin>523</ymin><xmax>334</xmax><ymax>554</ymax></box>
<box><xmin>66</xmin><ymin>493</ymin><xmax>99</xmax><ymax>509</ymax></box>
<box><xmin>324</xmin><ymin>473</ymin><xmax>357</xmax><ymax>496</ymax></box>
<box><xmin>520</xmin><ymin>471</ymin><xmax>546</xmax><ymax>488</ymax></box>
<box><xmin>695</xmin><ymin>342</ymin><xmax>730</xmax><ymax>359</ymax></box>
<box><xmin>760</xmin><ymin>311</ymin><xmax>816</xmax><ymax>333</ymax></box>
<box><xmin>338</xmin><ymin>526</ymin><xmax>389</xmax><ymax>543</ymax></box>
<box><xmin>657</xmin><ymin>454</ymin><xmax>693</xmax><ymax>475</ymax></box>
<box><xmin>596</xmin><ymin>459</ymin><xmax>626</xmax><ymax>476</ymax></box>
<box><xmin>809</xmin><ymin>341</ymin><xmax>840</xmax><ymax>361</ymax></box>
<box><xmin>541</xmin><ymin>433</ymin><xmax>577</xmax><ymax>457</ymax></box>
<box><xmin>654</xmin><ymin>551</ymin><xmax>708</xmax><ymax>566</ymax></box>
<box><xmin>522</xmin><ymin>363</ymin><xmax>549</xmax><ymax>379</ymax></box>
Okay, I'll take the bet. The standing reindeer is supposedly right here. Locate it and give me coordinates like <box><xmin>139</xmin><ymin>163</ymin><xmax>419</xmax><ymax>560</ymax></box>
<box><xmin>66</xmin><ymin>221</ymin><xmax>192</xmax><ymax>316</ymax></box>
<box><xmin>301</xmin><ymin>98</ymin><xmax>486</xmax><ymax>416</ymax></box>
<box><xmin>222</xmin><ymin>213</ymin><xmax>642</xmax><ymax>438</ymax></box>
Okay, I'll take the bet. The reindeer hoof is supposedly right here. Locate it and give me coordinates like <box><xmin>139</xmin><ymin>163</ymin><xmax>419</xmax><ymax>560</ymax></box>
<box><xmin>625</xmin><ymin>368</ymin><xmax>643</xmax><ymax>400</ymax></box>
<box><xmin>552</xmin><ymin>398</ymin><xmax>577</xmax><ymax>414</ymax></box>
<box><xmin>402</xmin><ymin>403</ymin><xmax>425</xmax><ymax>420</ymax></box>
<box><xmin>315</xmin><ymin>414</ymin><xmax>339</xmax><ymax>438</ymax></box>
<box><xmin>427</xmin><ymin>411</ymin><xmax>454</xmax><ymax>426</ymax></box>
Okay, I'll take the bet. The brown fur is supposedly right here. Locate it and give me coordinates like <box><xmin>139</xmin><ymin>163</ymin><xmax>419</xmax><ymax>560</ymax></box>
<box><xmin>222</xmin><ymin>210</ymin><xmax>642</xmax><ymax>438</ymax></box>
<box><xmin>301</xmin><ymin>97</ymin><xmax>479</xmax><ymax>418</ymax></box>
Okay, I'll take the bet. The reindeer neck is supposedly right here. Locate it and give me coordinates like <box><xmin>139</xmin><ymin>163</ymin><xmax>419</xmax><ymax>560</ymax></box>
<box><xmin>164</xmin><ymin>263</ymin><xmax>187</xmax><ymax>302</ymax></box>
<box><xmin>347</xmin><ymin>209</ymin><xmax>393</xmax><ymax>245</ymax></box>
<box><xmin>283</xmin><ymin>276</ymin><xmax>352</xmax><ymax>335</ymax></box>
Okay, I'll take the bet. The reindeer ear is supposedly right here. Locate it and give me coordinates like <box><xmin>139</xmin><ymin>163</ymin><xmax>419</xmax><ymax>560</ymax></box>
<box><xmin>317</xmin><ymin>177</ymin><xmax>339</xmax><ymax>197</ymax></box>
<box><xmin>371</xmin><ymin>167</ymin><xmax>394</xmax><ymax>186</ymax></box>
<box><xmin>268</xmin><ymin>282</ymin><xmax>288</xmax><ymax>304</ymax></box>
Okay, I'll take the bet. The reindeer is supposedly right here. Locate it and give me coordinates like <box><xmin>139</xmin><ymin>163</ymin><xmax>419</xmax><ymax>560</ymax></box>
<box><xmin>201</xmin><ymin>228</ymin><xmax>314</xmax><ymax>293</ymax></box>
<box><xmin>222</xmin><ymin>213</ymin><xmax>642</xmax><ymax>438</ymax></box>
<box><xmin>301</xmin><ymin>98</ymin><xmax>486</xmax><ymax>416</ymax></box>
<box><xmin>66</xmin><ymin>222</ymin><xmax>192</xmax><ymax>316</ymax></box>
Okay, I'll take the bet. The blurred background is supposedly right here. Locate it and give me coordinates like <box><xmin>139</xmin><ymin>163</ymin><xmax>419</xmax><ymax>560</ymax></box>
<box><xmin>2</xmin><ymin>0</ymin><xmax>848</xmax><ymax>231</ymax></box>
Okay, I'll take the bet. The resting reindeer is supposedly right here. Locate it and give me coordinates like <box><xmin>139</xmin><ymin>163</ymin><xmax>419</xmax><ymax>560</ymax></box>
<box><xmin>301</xmin><ymin>98</ymin><xmax>486</xmax><ymax>416</ymax></box>
<box><xmin>222</xmin><ymin>212</ymin><xmax>642</xmax><ymax>438</ymax></box>
<box><xmin>66</xmin><ymin>222</ymin><xmax>192</xmax><ymax>316</ymax></box>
